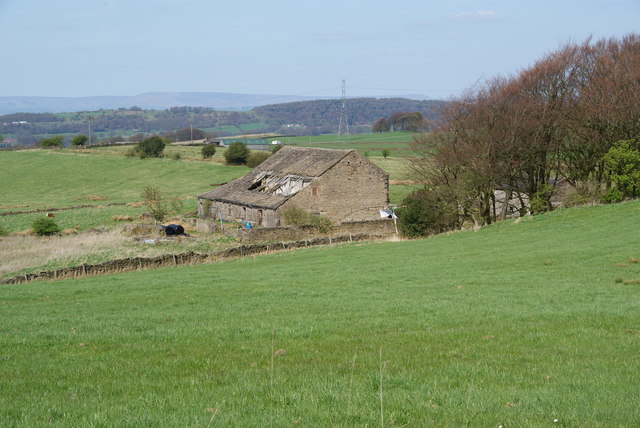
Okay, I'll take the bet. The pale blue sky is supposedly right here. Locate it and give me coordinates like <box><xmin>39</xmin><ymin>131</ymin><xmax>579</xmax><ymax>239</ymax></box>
<box><xmin>0</xmin><ymin>0</ymin><xmax>638</xmax><ymax>100</ymax></box>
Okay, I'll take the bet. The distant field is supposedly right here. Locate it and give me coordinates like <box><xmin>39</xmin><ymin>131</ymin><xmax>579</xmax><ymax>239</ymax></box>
<box><xmin>1</xmin><ymin>201</ymin><xmax>638</xmax><ymax>426</ymax></box>
<box><xmin>0</xmin><ymin>149</ymin><xmax>250</xmax><ymax>215</ymax></box>
<box><xmin>282</xmin><ymin>131</ymin><xmax>417</xmax><ymax>156</ymax></box>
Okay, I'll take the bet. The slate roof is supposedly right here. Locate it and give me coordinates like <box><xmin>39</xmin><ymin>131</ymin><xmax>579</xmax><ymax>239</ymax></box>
<box><xmin>197</xmin><ymin>146</ymin><xmax>354</xmax><ymax>210</ymax></box>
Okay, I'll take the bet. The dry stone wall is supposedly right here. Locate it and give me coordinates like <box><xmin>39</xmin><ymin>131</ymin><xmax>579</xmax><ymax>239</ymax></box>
<box><xmin>238</xmin><ymin>220</ymin><xmax>396</xmax><ymax>242</ymax></box>
<box><xmin>1</xmin><ymin>233</ymin><xmax>381</xmax><ymax>285</ymax></box>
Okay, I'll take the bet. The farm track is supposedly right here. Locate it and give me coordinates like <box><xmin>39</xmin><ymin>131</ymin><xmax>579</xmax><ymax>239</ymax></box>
<box><xmin>0</xmin><ymin>233</ymin><xmax>380</xmax><ymax>284</ymax></box>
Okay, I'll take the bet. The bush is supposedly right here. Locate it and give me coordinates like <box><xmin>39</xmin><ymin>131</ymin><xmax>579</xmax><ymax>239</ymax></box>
<box><xmin>140</xmin><ymin>184</ymin><xmax>183</xmax><ymax>224</ymax></box>
<box><xmin>601</xmin><ymin>188</ymin><xmax>624</xmax><ymax>204</ymax></box>
<box><xmin>124</xmin><ymin>147</ymin><xmax>138</xmax><ymax>158</ymax></box>
<box><xmin>170</xmin><ymin>151</ymin><xmax>182</xmax><ymax>160</ymax></box>
<box><xmin>37</xmin><ymin>136</ymin><xmax>64</xmax><ymax>148</ymax></box>
<box><xmin>397</xmin><ymin>188</ymin><xmax>459</xmax><ymax>238</ymax></box>
<box><xmin>604</xmin><ymin>138</ymin><xmax>640</xmax><ymax>198</ymax></box>
<box><xmin>136</xmin><ymin>136</ymin><xmax>166</xmax><ymax>158</ymax></box>
<box><xmin>0</xmin><ymin>224</ymin><xmax>8</xmax><ymax>236</ymax></box>
<box><xmin>308</xmin><ymin>213</ymin><xmax>332</xmax><ymax>233</ymax></box>
<box><xmin>529</xmin><ymin>183</ymin><xmax>555</xmax><ymax>215</ymax></box>
<box><xmin>270</xmin><ymin>144</ymin><xmax>283</xmax><ymax>154</ymax></box>
<box><xmin>201</xmin><ymin>144</ymin><xmax>217</xmax><ymax>159</ymax></box>
<box><xmin>282</xmin><ymin>206</ymin><xmax>309</xmax><ymax>226</ymax></box>
<box><xmin>32</xmin><ymin>217</ymin><xmax>61</xmax><ymax>236</ymax></box>
<box><xmin>246</xmin><ymin>151</ymin><xmax>270</xmax><ymax>168</ymax></box>
<box><xmin>70</xmin><ymin>134</ymin><xmax>88</xmax><ymax>146</ymax></box>
<box><xmin>223</xmin><ymin>141</ymin><xmax>250</xmax><ymax>165</ymax></box>
<box><xmin>281</xmin><ymin>206</ymin><xmax>332</xmax><ymax>233</ymax></box>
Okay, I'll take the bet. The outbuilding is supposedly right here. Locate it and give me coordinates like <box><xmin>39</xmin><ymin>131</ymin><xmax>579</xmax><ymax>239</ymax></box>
<box><xmin>197</xmin><ymin>146</ymin><xmax>389</xmax><ymax>227</ymax></box>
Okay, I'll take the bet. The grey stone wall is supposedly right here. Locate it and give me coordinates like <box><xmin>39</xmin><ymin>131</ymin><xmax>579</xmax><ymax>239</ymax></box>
<box><xmin>279</xmin><ymin>151</ymin><xmax>389</xmax><ymax>224</ymax></box>
<box><xmin>198</xmin><ymin>199</ymin><xmax>280</xmax><ymax>227</ymax></box>
<box><xmin>238</xmin><ymin>219</ymin><xmax>397</xmax><ymax>242</ymax></box>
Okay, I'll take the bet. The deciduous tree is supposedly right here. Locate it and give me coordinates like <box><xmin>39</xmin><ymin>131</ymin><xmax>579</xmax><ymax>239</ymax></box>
<box><xmin>223</xmin><ymin>141</ymin><xmax>249</xmax><ymax>165</ymax></box>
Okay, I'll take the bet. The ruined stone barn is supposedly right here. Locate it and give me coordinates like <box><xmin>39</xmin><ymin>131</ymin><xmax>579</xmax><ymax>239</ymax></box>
<box><xmin>197</xmin><ymin>146</ymin><xmax>390</xmax><ymax>227</ymax></box>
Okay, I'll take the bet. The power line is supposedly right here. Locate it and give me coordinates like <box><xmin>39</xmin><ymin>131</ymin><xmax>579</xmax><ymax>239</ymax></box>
<box><xmin>337</xmin><ymin>79</ymin><xmax>350</xmax><ymax>143</ymax></box>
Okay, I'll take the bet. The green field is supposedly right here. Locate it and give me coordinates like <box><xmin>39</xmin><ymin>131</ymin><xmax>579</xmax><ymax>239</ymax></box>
<box><xmin>0</xmin><ymin>149</ymin><xmax>249</xmax><ymax>229</ymax></box>
<box><xmin>282</xmin><ymin>132</ymin><xmax>417</xmax><ymax>157</ymax></box>
<box><xmin>1</xmin><ymin>201</ymin><xmax>639</xmax><ymax>426</ymax></box>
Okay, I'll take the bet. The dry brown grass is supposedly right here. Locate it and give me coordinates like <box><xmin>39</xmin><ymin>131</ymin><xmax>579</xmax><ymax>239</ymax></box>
<box><xmin>0</xmin><ymin>225</ymin><xmax>239</xmax><ymax>280</ymax></box>
<box><xmin>0</xmin><ymin>230</ymin><xmax>129</xmax><ymax>277</ymax></box>
<box><xmin>80</xmin><ymin>194</ymin><xmax>107</xmax><ymax>201</ymax></box>
<box><xmin>112</xmin><ymin>215</ymin><xmax>133</xmax><ymax>221</ymax></box>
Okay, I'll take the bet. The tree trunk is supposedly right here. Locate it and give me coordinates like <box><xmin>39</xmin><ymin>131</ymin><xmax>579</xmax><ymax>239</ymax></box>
<box><xmin>500</xmin><ymin>189</ymin><xmax>512</xmax><ymax>220</ymax></box>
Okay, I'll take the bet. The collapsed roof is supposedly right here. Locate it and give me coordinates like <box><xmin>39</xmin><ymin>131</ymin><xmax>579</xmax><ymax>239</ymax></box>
<box><xmin>197</xmin><ymin>146</ymin><xmax>354</xmax><ymax>210</ymax></box>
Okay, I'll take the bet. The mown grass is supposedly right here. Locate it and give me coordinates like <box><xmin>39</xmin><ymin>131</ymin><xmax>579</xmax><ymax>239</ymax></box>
<box><xmin>1</xmin><ymin>201</ymin><xmax>639</xmax><ymax>426</ymax></box>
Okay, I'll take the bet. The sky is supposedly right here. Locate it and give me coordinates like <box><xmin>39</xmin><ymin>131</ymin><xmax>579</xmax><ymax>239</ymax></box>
<box><xmin>0</xmin><ymin>0</ymin><xmax>638</xmax><ymax>101</ymax></box>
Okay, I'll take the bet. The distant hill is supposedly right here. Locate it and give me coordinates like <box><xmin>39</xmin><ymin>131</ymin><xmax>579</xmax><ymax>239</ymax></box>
<box><xmin>0</xmin><ymin>91</ymin><xmax>436</xmax><ymax>115</ymax></box>
<box><xmin>254</xmin><ymin>98</ymin><xmax>446</xmax><ymax>134</ymax></box>
<box><xmin>0</xmin><ymin>97</ymin><xmax>446</xmax><ymax>145</ymax></box>
<box><xmin>0</xmin><ymin>92</ymin><xmax>326</xmax><ymax>115</ymax></box>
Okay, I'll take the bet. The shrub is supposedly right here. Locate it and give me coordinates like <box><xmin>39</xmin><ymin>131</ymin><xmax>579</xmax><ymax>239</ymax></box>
<box><xmin>140</xmin><ymin>184</ymin><xmax>183</xmax><ymax>224</ymax></box>
<box><xmin>32</xmin><ymin>217</ymin><xmax>61</xmax><ymax>236</ymax></box>
<box><xmin>308</xmin><ymin>213</ymin><xmax>332</xmax><ymax>233</ymax></box>
<box><xmin>124</xmin><ymin>147</ymin><xmax>138</xmax><ymax>158</ymax></box>
<box><xmin>201</xmin><ymin>144</ymin><xmax>217</xmax><ymax>159</ymax></box>
<box><xmin>397</xmin><ymin>188</ymin><xmax>459</xmax><ymax>238</ymax></box>
<box><xmin>270</xmin><ymin>144</ymin><xmax>283</xmax><ymax>154</ymax></box>
<box><xmin>246</xmin><ymin>151</ymin><xmax>270</xmax><ymax>168</ymax></box>
<box><xmin>281</xmin><ymin>206</ymin><xmax>332</xmax><ymax>232</ymax></box>
<box><xmin>170</xmin><ymin>151</ymin><xmax>182</xmax><ymax>160</ymax></box>
<box><xmin>37</xmin><ymin>136</ymin><xmax>64</xmax><ymax>148</ymax></box>
<box><xmin>137</xmin><ymin>136</ymin><xmax>167</xmax><ymax>158</ymax></box>
<box><xmin>562</xmin><ymin>183</ymin><xmax>603</xmax><ymax>207</ymax></box>
<box><xmin>382</xmin><ymin>148</ymin><xmax>391</xmax><ymax>159</ymax></box>
<box><xmin>529</xmin><ymin>183</ymin><xmax>555</xmax><ymax>215</ymax></box>
<box><xmin>141</xmin><ymin>185</ymin><xmax>169</xmax><ymax>224</ymax></box>
<box><xmin>0</xmin><ymin>224</ymin><xmax>8</xmax><ymax>236</ymax></box>
<box><xmin>70</xmin><ymin>134</ymin><xmax>88</xmax><ymax>146</ymax></box>
<box><xmin>601</xmin><ymin>188</ymin><xmax>624</xmax><ymax>204</ymax></box>
<box><xmin>223</xmin><ymin>141</ymin><xmax>250</xmax><ymax>165</ymax></box>
<box><xmin>604</xmin><ymin>138</ymin><xmax>640</xmax><ymax>198</ymax></box>
<box><xmin>282</xmin><ymin>206</ymin><xmax>310</xmax><ymax>226</ymax></box>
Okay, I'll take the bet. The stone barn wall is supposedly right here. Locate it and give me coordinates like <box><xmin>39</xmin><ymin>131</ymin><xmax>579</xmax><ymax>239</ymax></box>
<box><xmin>237</xmin><ymin>219</ymin><xmax>397</xmax><ymax>242</ymax></box>
<box><xmin>198</xmin><ymin>199</ymin><xmax>280</xmax><ymax>227</ymax></box>
<box><xmin>278</xmin><ymin>151</ymin><xmax>389</xmax><ymax>224</ymax></box>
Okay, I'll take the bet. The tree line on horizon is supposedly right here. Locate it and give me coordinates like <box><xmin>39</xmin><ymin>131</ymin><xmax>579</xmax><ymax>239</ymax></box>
<box><xmin>0</xmin><ymin>98</ymin><xmax>445</xmax><ymax>146</ymax></box>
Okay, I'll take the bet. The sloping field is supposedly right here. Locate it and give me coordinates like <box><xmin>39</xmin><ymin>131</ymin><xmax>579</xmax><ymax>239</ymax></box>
<box><xmin>1</xmin><ymin>201</ymin><xmax>639</xmax><ymax>426</ymax></box>
<box><xmin>0</xmin><ymin>149</ymin><xmax>248</xmax><ymax>212</ymax></box>
<box><xmin>0</xmin><ymin>149</ymin><xmax>249</xmax><ymax>232</ymax></box>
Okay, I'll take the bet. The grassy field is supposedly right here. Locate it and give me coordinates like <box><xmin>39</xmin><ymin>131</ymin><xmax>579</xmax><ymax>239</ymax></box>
<box><xmin>1</xmin><ymin>201</ymin><xmax>639</xmax><ymax>426</ymax></box>
<box><xmin>0</xmin><ymin>148</ymin><xmax>249</xmax><ymax>211</ymax></box>
<box><xmin>282</xmin><ymin>132</ymin><xmax>417</xmax><ymax>157</ymax></box>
